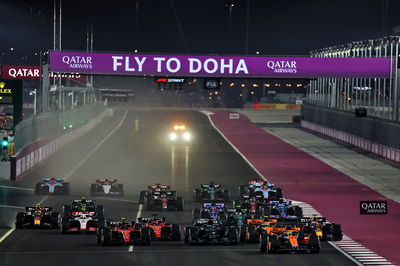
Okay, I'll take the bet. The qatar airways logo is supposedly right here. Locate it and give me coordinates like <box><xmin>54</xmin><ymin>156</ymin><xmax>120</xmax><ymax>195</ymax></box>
<box><xmin>267</xmin><ymin>60</ymin><xmax>297</xmax><ymax>74</ymax></box>
<box><xmin>62</xmin><ymin>56</ymin><xmax>93</xmax><ymax>69</ymax></box>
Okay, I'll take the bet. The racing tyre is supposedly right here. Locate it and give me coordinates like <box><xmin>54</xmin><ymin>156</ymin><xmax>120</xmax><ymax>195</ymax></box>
<box><xmin>332</xmin><ymin>224</ymin><xmax>343</xmax><ymax>241</ymax></box>
<box><xmin>245</xmin><ymin>225</ymin><xmax>256</xmax><ymax>242</ymax></box>
<box><xmin>34</xmin><ymin>183</ymin><xmax>43</xmax><ymax>195</ymax></box>
<box><xmin>223</xmin><ymin>190</ymin><xmax>230</xmax><ymax>202</ymax></box>
<box><xmin>184</xmin><ymin>227</ymin><xmax>190</xmax><ymax>244</ymax></box>
<box><xmin>176</xmin><ymin>197</ymin><xmax>184</xmax><ymax>211</ymax></box>
<box><xmin>188</xmin><ymin>228</ymin><xmax>198</xmax><ymax>246</ymax></box>
<box><xmin>228</xmin><ymin>227</ymin><xmax>239</xmax><ymax>245</ymax></box>
<box><xmin>139</xmin><ymin>191</ymin><xmax>146</xmax><ymax>204</ymax></box>
<box><xmin>239</xmin><ymin>185</ymin><xmax>246</xmax><ymax>197</ymax></box>
<box><xmin>63</xmin><ymin>205</ymin><xmax>71</xmax><ymax>217</ymax></box>
<box><xmin>192</xmin><ymin>208</ymin><xmax>201</xmax><ymax>220</ymax></box>
<box><xmin>51</xmin><ymin>212</ymin><xmax>60</xmax><ymax>228</ymax></box>
<box><xmin>96</xmin><ymin>205</ymin><xmax>104</xmax><ymax>219</ymax></box>
<box><xmin>140</xmin><ymin>227</ymin><xmax>151</xmax><ymax>245</ymax></box>
<box><xmin>309</xmin><ymin>233</ymin><xmax>321</xmax><ymax>253</ymax></box>
<box><xmin>276</xmin><ymin>188</ymin><xmax>283</xmax><ymax>199</ymax></box>
<box><xmin>145</xmin><ymin>196</ymin><xmax>153</xmax><ymax>211</ymax></box>
<box><xmin>15</xmin><ymin>212</ymin><xmax>24</xmax><ymax>229</ymax></box>
<box><xmin>99</xmin><ymin>228</ymin><xmax>111</xmax><ymax>246</ymax></box>
<box><xmin>90</xmin><ymin>184</ymin><xmax>97</xmax><ymax>196</ymax></box>
<box><xmin>60</xmin><ymin>218</ymin><xmax>69</xmax><ymax>234</ymax></box>
<box><xmin>260</xmin><ymin>233</ymin><xmax>269</xmax><ymax>253</ymax></box>
<box><xmin>117</xmin><ymin>184</ymin><xmax>124</xmax><ymax>196</ymax></box>
<box><xmin>239</xmin><ymin>225</ymin><xmax>246</xmax><ymax>242</ymax></box>
<box><xmin>294</xmin><ymin>206</ymin><xmax>303</xmax><ymax>217</ymax></box>
<box><xmin>193</xmin><ymin>189</ymin><xmax>201</xmax><ymax>202</ymax></box>
<box><xmin>171</xmin><ymin>224</ymin><xmax>181</xmax><ymax>241</ymax></box>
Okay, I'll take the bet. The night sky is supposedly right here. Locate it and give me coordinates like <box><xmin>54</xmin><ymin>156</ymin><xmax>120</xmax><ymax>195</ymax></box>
<box><xmin>1</xmin><ymin>0</ymin><xmax>400</xmax><ymax>65</ymax></box>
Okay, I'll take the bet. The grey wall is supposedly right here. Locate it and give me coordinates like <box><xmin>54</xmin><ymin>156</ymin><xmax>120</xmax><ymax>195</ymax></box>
<box><xmin>301</xmin><ymin>103</ymin><xmax>400</xmax><ymax>149</ymax></box>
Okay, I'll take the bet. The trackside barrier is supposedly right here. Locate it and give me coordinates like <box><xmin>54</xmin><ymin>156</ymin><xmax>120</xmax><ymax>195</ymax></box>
<box><xmin>10</xmin><ymin>108</ymin><xmax>114</xmax><ymax>180</ymax></box>
<box><xmin>301</xmin><ymin>120</ymin><xmax>400</xmax><ymax>163</ymax></box>
<box><xmin>250</xmin><ymin>104</ymin><xmax>301</xmax><ymax>110</ymax></box>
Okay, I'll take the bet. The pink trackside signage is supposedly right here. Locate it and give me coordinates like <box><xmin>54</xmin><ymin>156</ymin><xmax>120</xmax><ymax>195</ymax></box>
<box><xmin>49</xmin><ymin>51</ymin><xmax>392</xmax><ymax>78</ymax></box>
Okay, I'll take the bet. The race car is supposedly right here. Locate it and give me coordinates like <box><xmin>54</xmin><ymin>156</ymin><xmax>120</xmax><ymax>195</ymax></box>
<box><xmin>233</xmin><ymin>194</ymin><xmax>268</xmax><ymax>216</ymax></box>
<box><xmin>260</xmin><ymin>221</ymin><xmax>321</xmax><ymax>253</ymax></box>
<box><xmin>300</xmin><ymin>215</ymin><xmax>343</xmax><ymax>241</ymax></box>
<box><xmin>137</xmin><ymin>216</ymin><xmax>181</xmax><ymax>241</ymax></box>
<box><xmin>35</xmin><ymin>177</ymin><xmax>70</xmax><ymax>195</ymax></box>
<box><xmin>225</xmin><ymin>208</ymin><xmax>253</xmax><ymax>242</ymax></box>
<box><xmin>184</xmin><ymin>219</ymin><xmax>239</xmax><ymax>245</ymax></box>
<box><xmin>168</xmin><ymin>124</ymin><xmax>192</xmax><ymax>144</ymax></box>
<box><xmin>139</xmin><ymin>184</ymin><xmax>171</xmax><ymax>204</ymax></box>
<box><xmin>193</xmin><ymin>203</ymin><xmax>227</xmax><ymax>221</ymax></box>
<box><xmin>15</xmin><ymin>204</ymin><xmax>59</xmax><ymax>229</ymax></box>
<box><xmin>193</xmin><ymin>182</ymin><xmax>230</xmax><ymax>202</ymax></box>
<box><xmin>265</xmin><ymin>199</ymin><xmax>303</xmax><ymax>218</ymax></box>
<box><xmin>239</xmin><ymin>180</ymin><xmax>283</xmax><ymax>200</ymax></box>
<box><xmin>90</xmin><ymin>178</ymin><xmax>124</xmax><ymax>196</ymax></box>
<box><xmin>60</xmin><ymin>197</ymin><xmax>105</xmax><ymax>233</ymax></box>
<box><xmin>144</xmin><ymin>190</ymin><xmax>184</xmax><ymax>211</ymax></box>
<box><xmin>97</xmin><ymin>218</ymin><xmax>151</xmax><ymax>246</ymax></box>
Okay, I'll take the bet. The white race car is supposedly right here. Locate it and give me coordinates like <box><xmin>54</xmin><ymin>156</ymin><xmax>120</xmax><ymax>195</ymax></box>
<box><xmin>90</xmin><ymin>178</ymin><xmax>124</xmax><ymax>196</ymax></box>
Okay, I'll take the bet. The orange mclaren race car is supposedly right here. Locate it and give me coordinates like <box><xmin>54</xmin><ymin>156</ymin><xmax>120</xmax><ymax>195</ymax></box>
<box><xmin>260</xmin><ymin>221</ymin><xmax>321</xmax><ymax>253</ymax></box>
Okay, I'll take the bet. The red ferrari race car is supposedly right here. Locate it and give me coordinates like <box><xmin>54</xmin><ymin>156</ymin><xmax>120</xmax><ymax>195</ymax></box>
<box><xmin>97</xmin><ymin>218</ymin><xmax>151</xmax><ymax>246</ymax></box>
<box><xmin>137</xmin><ymin>216</ymin><xmax>181</xmax><ymax>241</ymax></box>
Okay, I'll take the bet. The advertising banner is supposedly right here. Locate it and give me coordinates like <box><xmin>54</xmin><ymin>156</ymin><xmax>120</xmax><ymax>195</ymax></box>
<box><xmin>49</xmin><ymin>51</ymin><xmax>392</xmax><ymax>78</ymax></box>
<box><xmin>1</xmin><ymin>65</ymin><xmax>85</xmax><ymax>81</ymax></box>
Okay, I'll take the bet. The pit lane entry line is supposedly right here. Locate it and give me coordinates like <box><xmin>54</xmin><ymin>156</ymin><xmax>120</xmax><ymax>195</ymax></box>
<box><xmin>0</xmin><ymin>110</ymin><xmax>129</xmax><ymax>246</ymax></box>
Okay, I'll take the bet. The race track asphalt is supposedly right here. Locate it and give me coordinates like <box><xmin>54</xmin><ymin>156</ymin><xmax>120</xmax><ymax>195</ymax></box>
<box><xmin>0</xmin><ymin>109</ymin><xmax>356</xmax><ymax>266</ymax></box>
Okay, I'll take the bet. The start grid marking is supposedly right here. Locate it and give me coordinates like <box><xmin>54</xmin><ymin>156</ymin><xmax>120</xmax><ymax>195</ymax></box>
<box><xmin>292</xmin><ymin>200</ymin><xmax>395</xmax><ymax>266</ymax></box>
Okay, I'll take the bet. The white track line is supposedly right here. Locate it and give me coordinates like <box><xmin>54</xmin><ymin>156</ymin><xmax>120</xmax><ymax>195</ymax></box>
<box><xmin>0</xmin><ymin>205</ymin><xmax>25</xmax><ymax>209</ymax></box>
<box><xmin>202</xmin><ymin>111</ymin><xmax>394</xmax><ymax>266</ymax></box>
<box><xmin>0</xmin><ymin>186</ymin><xmax>34</xmax><ymax>191</ymax></box>
<box><xmin>0</xmin><ymin>229</ymin><xmax>15</xmax><ymax>245</ymax></box>
<box><xmin>128</xmin><ymin>204</ymin><xmax>143</xmax><ymax>252</ymax></box>
<box><xmin>0</xmin><ymin>110</ymin><xmax>128</xmax><ymax>246</ymax></box>
<box><xmin>64</xmin><ymin>110</ymin><xmax>128</xmax><ymax>180</ymax></box>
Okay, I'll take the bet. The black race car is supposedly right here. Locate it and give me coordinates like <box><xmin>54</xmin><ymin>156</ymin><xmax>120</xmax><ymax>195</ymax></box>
<box><xmin>35</xmin><ymin>177</ymin><xmax>70</xmax><ymax>195</ymax></box>
<box><xmin>90</xmin><ymin>178</ymin><xmax>124</xmax><ymax>196</ymax></box>
<box><xmin>15</xmin><ymin>204</ymin><xmax>59</xmax><ymax>229</ymax></box>
<box><xmin>193</xmin><ymin>182</ymin><xmax>230</xmax><ymax>202</ymax></box>
<box><xmin>184</xmin><ymin>219</ymin><xmax>239</xmax><ymax>245</ymax></box>
<box><xmin>300</xmin><ymin>216</ymin><xmax>343</xmax><ymax>241</ymax></box>
<box><xmin>60</xmin><ymin>197</ymin><xmax>105</xmax><ymax>233</ymax></box>
<box><xmin>144</xmin><ymin>190</ymin><xmax>184</xmax><ymax>211</ymax></box>
<box><xmin>139</xmin><ymin>184</ymin><xmax>170</xmax><ymax>204</ymax></box>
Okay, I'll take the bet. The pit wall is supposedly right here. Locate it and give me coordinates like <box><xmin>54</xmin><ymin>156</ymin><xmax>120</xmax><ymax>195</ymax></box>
<box><xmin>10</xmin><ymin>108</ymin><xmax>114</xmax><ymax>180</ymax></box>
<box><xmin>301</xmin><ymin>103</ymin><xmax>400</xmax><ymax>163</ymax></box>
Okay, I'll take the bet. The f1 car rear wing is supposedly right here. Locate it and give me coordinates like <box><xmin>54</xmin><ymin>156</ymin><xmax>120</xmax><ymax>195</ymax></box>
<box><xmin>148</xmin><ymin>185</ymin><xmax>170</xmax><ymax>190</ymax></box>
<box><xmin>96</xmin><ymin>179</ymin><xmax>117</xmax><ymax>184</ymax></box>
<box><xmin>200</xmin><ymin>184</ymin><xmax>222</xmax><ymax>188</ymax></box>
<box><xmin>300</xmin><ymin>217</ymin><xmax>327</xmax><ymax>223</ymax></box>
<box><xmin>226</xmin><ymin>208</ymin><xmax>248</xmax><ymax>213</ymax></box>
<box><xmin>43</xmin><ymin>177</ymin><xmax>64</xmax><ymax>182</ymax></box>
<box><xmin>25</xmin><ymin>207</ymin><xmax>52</xmax><ymax>212</ymax></box>
<box><xmin>203</xmin><ymin>203</ymin><xmax>225</xmax><ymax>208</ymax></box>
<box><xmin>247</xmin><ymin>180</ymin><xmax>265</xmax><ymax>185</ymax></box>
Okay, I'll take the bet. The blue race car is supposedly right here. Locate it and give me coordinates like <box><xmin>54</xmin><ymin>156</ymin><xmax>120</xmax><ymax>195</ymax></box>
<box><xmin>35</xmin><ymin>177</ymin><xmax>70</xmax><ymax>195</ymax></box>
<box><xmin>192</xmin><ymin>203</ymin><xmax>227</xmax><ymax>221</ymax></box>
<box><xmin>266</xmin><ymin>200</ymin><xmax>303</xmax><ymax>219</ymax></box>
<box><xmin>239</xmin><ymin>180</ymin><xmax>283</xmax><ymax>200</ymax></box>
